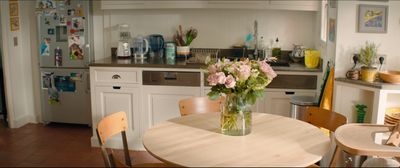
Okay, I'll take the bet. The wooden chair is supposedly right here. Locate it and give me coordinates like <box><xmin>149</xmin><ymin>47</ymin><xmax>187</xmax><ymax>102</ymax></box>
<box><xmin>305</xmin><ymin>106</ymin><xmax>347</xmax><ymax>167</ymax></box>
<box><xmin>178</xmin><ymin>96</ymin><xmax>225</xmax><ymax>116</ymax></box>
<box><xmin>96</xmin><ymin>111</ymin><xmax>168</xmax><ymax>167</ymax></box>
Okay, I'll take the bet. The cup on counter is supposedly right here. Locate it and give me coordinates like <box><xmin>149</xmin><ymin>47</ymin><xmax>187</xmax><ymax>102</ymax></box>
<box><xmin>346</xmin><ymin>70</ymin><xmax>360</xmax><ymax>80</ymax></box>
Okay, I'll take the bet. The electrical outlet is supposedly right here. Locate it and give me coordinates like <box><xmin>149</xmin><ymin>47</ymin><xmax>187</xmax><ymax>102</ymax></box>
<box><xmin>13</xmin><ymin>37</ymin><xmax>18</xmax><ymax>46</ymax></box>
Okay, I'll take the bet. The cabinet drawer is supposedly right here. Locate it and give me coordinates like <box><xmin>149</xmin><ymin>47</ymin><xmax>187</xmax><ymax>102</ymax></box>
<box><xmin>143</xmin><ymin>71</ymin><xmax>200</xmax><ymax>86</ymax></box>
<box><xmin>94</xmin><ymin>69</ymin><xmax>139</xmax><ymax>84</ymax></box>
<box><xmin>267</xmin><ymin>74</ymin><xmax>317</xmax><ymax>89</ymax></box>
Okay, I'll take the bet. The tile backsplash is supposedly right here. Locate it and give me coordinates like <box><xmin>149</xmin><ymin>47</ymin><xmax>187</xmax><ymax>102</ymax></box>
<box><xmin>103</xmin><ymin>9</ymin><xmax>318</xmax><ymax>50</ymax></box>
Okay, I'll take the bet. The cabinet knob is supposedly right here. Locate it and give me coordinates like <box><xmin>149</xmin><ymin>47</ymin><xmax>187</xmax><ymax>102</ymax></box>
<box><xmin>112</xmin><ymin>74</ymin><xmax>121</xmax><ymax>79</ymax></box>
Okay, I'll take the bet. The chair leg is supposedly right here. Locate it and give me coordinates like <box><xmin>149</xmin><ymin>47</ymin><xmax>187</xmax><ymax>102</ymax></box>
<box><xmin>329</xmin><ymin>146</ymin><xmax>340</xmax><ymax>167</ymax></box>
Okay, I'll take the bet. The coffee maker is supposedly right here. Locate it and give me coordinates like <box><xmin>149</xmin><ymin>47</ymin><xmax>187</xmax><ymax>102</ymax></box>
<box><xmin>116</xmin><ymin>24</ymin><xmax>132</xmax><ymax>58</ymax></box>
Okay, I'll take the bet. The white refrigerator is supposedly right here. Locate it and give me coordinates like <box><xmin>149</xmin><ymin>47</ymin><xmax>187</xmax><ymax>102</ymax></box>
<box><xmin>37</xmin><ymin>0</ymin><xmax>92</xmax><ymax>125</ymax></box>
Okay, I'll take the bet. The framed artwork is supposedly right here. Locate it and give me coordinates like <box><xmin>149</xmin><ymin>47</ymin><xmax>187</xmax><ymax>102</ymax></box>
<box><xmin>359</xmin><ymin>0</ymin><xmax>388</xmax><ymax>2</ymax></box>
<box><xmin>9</xmin><ymin>2</ymin><xmax>19</xmax><ymax>17</ymax></box>
<box><xmin>328</xmin><ymin>18</ymin><xmax>336</xmax><ymax>42</ymax></box>
<box><xmin>10</xmin><ymin>17</ymin><xmax>20</xmax><ymax>31</ymax></box>
<box><xmin>358</xmin><ymin>4</ymin><xmax>388</xmax><ymax>33</ymax></box>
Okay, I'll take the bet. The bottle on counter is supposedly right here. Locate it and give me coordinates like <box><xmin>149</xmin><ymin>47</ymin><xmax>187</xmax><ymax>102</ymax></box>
<box><xmin>258</xmin><ymin>36</ymin><xmax>266</xmax><ymax>60</ymax></box>
<box><xmin>272</xmin><ymin>38</ymin><xmax>281</xmax><ymax>59</ymax></box>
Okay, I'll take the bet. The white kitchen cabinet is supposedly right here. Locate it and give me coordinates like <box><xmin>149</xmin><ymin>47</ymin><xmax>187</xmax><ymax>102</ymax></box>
<box><xmin>258</xmin><ymin>90</ymin><xmax>316</xmax><ymax>117</ymax></box>
<box><xmin>101</xmin><ymin>0</ymin><xmax>267</xmax><ymax>9</ymax></box>
<box><xmin>141</xmin><ymin>86</ymin><xmax>201</xmax><ymax>130</ymax></box>
<box><xmin>268</xmin><ymin>0</ymin><xmax>319</xmax><ymax>11</ymax></box>
<box><xmin>101</xmin><ymin>0</ymin><xmax>318</xmax><ymax>11</ymax></box>
<box><xmin>93</xmin><ymin>85</ymin><xmax>141</xmax><ymax>148</ymax></box>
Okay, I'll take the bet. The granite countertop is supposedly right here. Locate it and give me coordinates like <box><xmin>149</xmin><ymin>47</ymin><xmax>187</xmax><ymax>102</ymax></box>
<box><xmin>335</xmin><ymin>78</ymin><xmax>400</xmax><ymax>90</ymax></box>
<box><xmin>90</xmin><ymin>56</ymin><xmax>322</xmax><ymax>72</ymax></box>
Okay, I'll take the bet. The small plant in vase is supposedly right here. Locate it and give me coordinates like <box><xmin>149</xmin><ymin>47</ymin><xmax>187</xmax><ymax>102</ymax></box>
<box><xmin>174</xmin><ymin>25</ymin><xmax>198</xmax><ymax>57</ymax></box>
<box><xmin>206</xmin><ymin>58</ymin><xmax>277</xmax><ymax>136</ymax></box>
<box><xmin>358</xmin><ymin>41</ymin><xmax>379</xmax><ymax>82</ymax></box>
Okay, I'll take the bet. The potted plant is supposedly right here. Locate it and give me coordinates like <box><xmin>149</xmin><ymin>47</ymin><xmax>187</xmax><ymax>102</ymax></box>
<box><xmin>174</xmin><ymin>25</ymin><xmax>198</xmax><ymax>57</ymax></box>
<box><xmin>205</xmin><ymin>58</ymin><xmax>277</xmax><ymax>136</ymax></box>
<box><xmin>358</xmin><ymin>41</ymin><xmax>379</xmax><ymax>82</ymax></box>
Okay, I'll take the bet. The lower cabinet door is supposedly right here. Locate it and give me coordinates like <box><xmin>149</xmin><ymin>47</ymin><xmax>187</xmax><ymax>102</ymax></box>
<box><xmin>260</xmin><ymin>90</ymin><xmax>316</xmax><ymax>117</ymax></box>
<box><xmin>142</xmin><ymin>86</ymin><xmax>201</xmax><ymax>129</ymax></box>
<box><xmin>93</xmin><ymin>85</ymin><xmax>140</xmax><ymax>142</ymax></box>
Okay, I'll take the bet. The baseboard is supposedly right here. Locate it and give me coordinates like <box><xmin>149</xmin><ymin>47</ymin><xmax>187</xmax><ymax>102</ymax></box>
<box><xmin>91</xmin><ymin>136</ymin><xmax>145</xmax><ymax>151</ymax></box>
<box><xmin>13</xmin><ymin>114</ymin><xmax>37</xmax><ymax>128</ymax></box>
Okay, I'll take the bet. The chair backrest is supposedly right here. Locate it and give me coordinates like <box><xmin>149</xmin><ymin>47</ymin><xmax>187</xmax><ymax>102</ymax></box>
<box><xmin>319</xmin><ymin>66</ymin><xmax>335</xmax><ymax>111</ymax></box>
<box><xmin>305</xmin><ymin>106</ymin><xmax>347</xmax><ymax>132</ymax></box>
<box><xmin>96</xmin><ymin>111</ymin><xmax>131</xmax><ymax>168</ymax></box>
<box><xmin>178</xmin><ymin>96</ymin><xmax>225</xmax><ymax>116</ymax></box>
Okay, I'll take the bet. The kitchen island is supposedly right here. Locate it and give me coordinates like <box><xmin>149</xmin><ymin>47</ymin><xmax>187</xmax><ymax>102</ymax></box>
<box><xmin>89</xmin><ymin>56</ymin><xmax>323</xmax><ymax>150</ymax></box>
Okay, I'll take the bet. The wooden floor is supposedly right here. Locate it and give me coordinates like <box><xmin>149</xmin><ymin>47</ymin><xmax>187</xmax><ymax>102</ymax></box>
<box><xmin>0</xmin><ymin>122</ymin><xmax>162</xmax><ymax>167</ymax></box>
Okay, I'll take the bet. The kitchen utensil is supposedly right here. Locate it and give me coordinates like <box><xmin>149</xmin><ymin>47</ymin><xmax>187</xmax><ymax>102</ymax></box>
<box><xmin>290</xmin><ymin>44</ymin><xmax>305</xmax><ymax>63</ymax></box>
<box><xmin>379</xmin><ymin>56</ymin><xmax>385</xmax><ymax>71</ymax></box>
<box><xmin>133</xmin><ymin>35</ymin><xmax>149</xmax><ymax>58</ymax></box>
<box><xmin>378</xmin><ymin>71</ymin><xmax>400</xmax><ymax>84</ymax></box>
<box><xmin>346</xmin><ymin>70</ymin><xmax>360</xmax><ymax>80</ymax></box>
<box><xmin>352</xmin><ymin>54</ymin><xmax>359</xmax><ymax>69</ymax></box>
<box><xmin>291</xmin><ymin>44</ymin><xmax>305</xmax><ymax>58</ymax></box>
<box><xmin>116</xmin><ymin>24</ymin><xmax>132</xmax><ymax>58</ymax></box>
<box><xmin>148</xmin><ymin>34</ymin><xmax>164</xmax><ymax>53</ymax></box>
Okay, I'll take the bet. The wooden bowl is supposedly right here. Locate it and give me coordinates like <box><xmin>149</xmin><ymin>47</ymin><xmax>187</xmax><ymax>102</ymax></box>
<box><xmin>379</xmin><ymin>71</ymin><xmax>400</xmax><ymax>84</ymax></box>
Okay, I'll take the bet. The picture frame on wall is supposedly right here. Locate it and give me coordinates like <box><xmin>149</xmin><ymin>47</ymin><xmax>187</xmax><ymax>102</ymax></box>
<box><xmin>328</xmin><ymin>18</ymin><xmax>336</xmax><ymax>42</ymax></box>
<box><xmin>358</xmin><ymin>4</ymin><xmax>388</xmax><ymax>33</ymax></box>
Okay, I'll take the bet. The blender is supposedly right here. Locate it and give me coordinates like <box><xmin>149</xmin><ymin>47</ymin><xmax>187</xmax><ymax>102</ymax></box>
<box><xmin>116</xmin><ymin>24</ymin><xmax>132</xmax><ymax>58</ymax></box>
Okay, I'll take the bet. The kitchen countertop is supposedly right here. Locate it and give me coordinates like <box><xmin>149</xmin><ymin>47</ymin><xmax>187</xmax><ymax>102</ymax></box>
<box><xmin>90</xmin><ymin>56</ymin><xmax>322</xmax><ymax>72</ymax></box>
<box><xmin>335</xmin><ymin>78</ymin><xmax>400</xmax><ymax>90</ymax></box>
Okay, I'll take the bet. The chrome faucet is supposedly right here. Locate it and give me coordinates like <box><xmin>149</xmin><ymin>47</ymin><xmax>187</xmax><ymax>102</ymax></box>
<box><xmin>253</xmin><ymin>20</ymin><xmax>258</xmax><ymax>59</ymax></box>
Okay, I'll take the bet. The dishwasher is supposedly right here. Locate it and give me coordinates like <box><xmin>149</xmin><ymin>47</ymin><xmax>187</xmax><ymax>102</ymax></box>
<box><xmin>142</xmin><ymin>71</ymin><xmax>201</xmax><ymax>126</ymax></box>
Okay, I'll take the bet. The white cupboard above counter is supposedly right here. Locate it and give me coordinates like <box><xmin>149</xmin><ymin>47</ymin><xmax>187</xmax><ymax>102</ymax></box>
<box><xmin>89</xmin><ymin>64</ymin><xmax>322</xmax><ymax>150</ymax></box>
<box><xmin>100</xmin><ymin>0</ymin><xmax>319</xmax><ymax>11</ymax></box>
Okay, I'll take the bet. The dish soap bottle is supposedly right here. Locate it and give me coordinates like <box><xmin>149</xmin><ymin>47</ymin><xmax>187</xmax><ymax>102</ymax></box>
<box><xmin>272</xmin><ymin>38</ymin><xmax>281</xmax><ymax>59</ymax></box>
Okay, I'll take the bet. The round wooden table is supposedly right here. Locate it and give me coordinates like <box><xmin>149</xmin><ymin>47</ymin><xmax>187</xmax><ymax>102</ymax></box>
<box><xmin>143</xmin><ymin>112</ymin><xmax>330</xmax><ymax>167</ymax></box>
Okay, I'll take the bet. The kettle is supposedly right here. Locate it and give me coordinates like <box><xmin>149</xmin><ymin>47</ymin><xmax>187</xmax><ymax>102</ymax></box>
<box><xmin>148</xmin><ymin>34</ymin><xmax>164</xmax><ymax>53</ymax></box>
<box><xmin>133</xmin><ymin>35</ymin><xmax>149</xmax><ymax>58</ymax></box>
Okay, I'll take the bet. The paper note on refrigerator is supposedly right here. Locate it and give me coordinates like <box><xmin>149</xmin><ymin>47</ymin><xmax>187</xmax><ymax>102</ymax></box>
<box><xmin>54</xmin><ymin>76</ymin><xmax>76</xmax><ymax>92</ymax></box>
<box><xmin>40</xmin><ymin>38</ymin><xmax>51</xmax><ymax>56</ymax></box>
<box><xmin>41</xmin><ymin>72</ymin><xmax>52</xmax><ymax>89</ymax></box>
<box><xmin>68</xmin><ymin>35</ymin><xmax>84</xmax><ymax>60</ymax></box>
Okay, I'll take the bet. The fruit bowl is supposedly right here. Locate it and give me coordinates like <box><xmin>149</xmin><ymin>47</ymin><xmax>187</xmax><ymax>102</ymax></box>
<box><xmin>379</xmin><ymin>71</ymin><xmax>400</xmax><ymax>84</ymax></box>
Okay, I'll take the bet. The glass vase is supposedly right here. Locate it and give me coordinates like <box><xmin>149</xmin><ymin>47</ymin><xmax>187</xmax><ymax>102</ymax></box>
<box><xmin>220</xmin><ymin>94</ymin><xmax>252</xmax><ymax>136</ymax></box>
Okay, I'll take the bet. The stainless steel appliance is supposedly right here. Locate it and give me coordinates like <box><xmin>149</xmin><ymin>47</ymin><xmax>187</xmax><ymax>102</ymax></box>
<box><xmin>116</xmin><ymin>24</ymin><xmax>132</xmax><ymax>58</ymax></box>
<box><xmin>37</xmin><ymin>0</ymin><xmax>92</xmax><ymax>125</ymax></box>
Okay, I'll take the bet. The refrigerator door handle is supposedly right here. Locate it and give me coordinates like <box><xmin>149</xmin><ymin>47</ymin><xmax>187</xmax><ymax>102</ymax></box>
<box><xmin>86</xmin><ymin>72</ymin><xmax>90</xmax><ymax>94</ymax></box>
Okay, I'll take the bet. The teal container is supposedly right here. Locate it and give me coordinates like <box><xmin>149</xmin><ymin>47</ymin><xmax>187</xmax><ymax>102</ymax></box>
<box><xmin>165</xmin><ymin>42</ymin><xmax>176</xmax><ymax>59</ymax></box>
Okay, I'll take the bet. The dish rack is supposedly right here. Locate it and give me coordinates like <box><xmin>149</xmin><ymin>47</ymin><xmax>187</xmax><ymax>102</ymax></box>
<box><xmin>187</xmin><ymin>48</ymin><xmax>220</xmax><ymax>64</ymax></box>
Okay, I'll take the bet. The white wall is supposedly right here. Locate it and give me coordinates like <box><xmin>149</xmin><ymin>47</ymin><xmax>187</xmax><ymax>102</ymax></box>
<box><xmin>335</xmin><ymin>1</ymin><xmax>400</xmax><ymax>77</ymax></box>
<box><xmin>94</xmin><ymin>6</ymin><xmax>319</xmax><ymax>60</ymax></box>
<box><xmin>0</xmin><ymin>0</ymin><xmax>37</xmax><ymax>128</ymax></box>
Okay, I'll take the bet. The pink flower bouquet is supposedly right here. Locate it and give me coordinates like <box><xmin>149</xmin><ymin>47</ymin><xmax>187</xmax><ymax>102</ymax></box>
<box><xmin>206</xmin><ymin>58</ymin><xmax>277</xmax><ymax>104</ymax></box>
